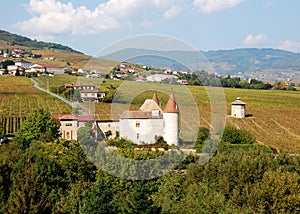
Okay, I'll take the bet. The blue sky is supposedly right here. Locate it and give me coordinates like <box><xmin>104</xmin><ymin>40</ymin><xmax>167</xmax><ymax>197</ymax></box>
<box><xmin>1</xmin><ymin>0</ymin><xmax>300</xmax><ymax>55</ymax></box>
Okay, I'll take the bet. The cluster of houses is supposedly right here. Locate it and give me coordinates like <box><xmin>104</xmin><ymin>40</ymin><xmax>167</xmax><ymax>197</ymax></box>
<box><xmin>0</xmin><ymin>48</ymin><xmax>39</xmax><ymax>59</ymax></box>
<box><xmin>111</xmin><ymin>62</ymin><xmax>190</xmax><ymax>85</ymax></box>
<box><xmin>0</xmin><ymin>60</ymin><xmax>65</xmax><ymax>76</ymax></box>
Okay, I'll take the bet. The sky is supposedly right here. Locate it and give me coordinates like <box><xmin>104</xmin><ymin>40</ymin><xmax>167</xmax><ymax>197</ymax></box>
<box><xmin>1</xmin><ymin>0</ymin><xmax>300</xmax><ymax>55</ymax></box>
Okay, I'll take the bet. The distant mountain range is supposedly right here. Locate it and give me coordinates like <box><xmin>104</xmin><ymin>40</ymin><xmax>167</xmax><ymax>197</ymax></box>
<box><xmin>1</xmin><ymin>29</ymin><xmax>299</xmax><ymax>82</ymax></box>
<box><xmin>103</xmin><ymin>48</ymin><xmax>300</xmax><ymax>82</ymax></box>
<box><xmin>0</xmin><ymin>30</ymin><xmax>81</xmax><ymax>54</ymax></box>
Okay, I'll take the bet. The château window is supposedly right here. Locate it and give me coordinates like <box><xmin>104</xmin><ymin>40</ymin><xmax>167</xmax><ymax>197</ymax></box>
<box><xmin>66</xmin><ymin>123</ymin><xmax>72</xmax><ymax>126</ymax></box>
<box><xmin>136</xmin><ymin>122</ymin><xmax>140</xmax><ymax>128</ymax></box>
<box><xmin>137</xmin><ymin>133</ymin><xmax>140</xmax><ymax>140</ymax></box>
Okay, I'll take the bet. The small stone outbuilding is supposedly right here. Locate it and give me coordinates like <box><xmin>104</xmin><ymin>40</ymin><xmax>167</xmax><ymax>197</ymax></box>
<box><xmin>231</xmin><ymin>97</ymin><xmax>246</xmax><ymax>118</ymax></box>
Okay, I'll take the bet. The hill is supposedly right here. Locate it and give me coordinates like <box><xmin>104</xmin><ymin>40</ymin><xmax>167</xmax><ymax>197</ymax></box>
<box><xmin>0</xmin><ymin>30</ymin><xmax>81</xmax><ymax>53</ymax></box>
<box><xmin>0</xmin><ymin>29</ymin><xmax>118</xmax><ymax>72</ymax></box>
<box><xmin>103</xmin><ymin>48</ymin><xmax>300</xmax><ymax>82</ymax></box>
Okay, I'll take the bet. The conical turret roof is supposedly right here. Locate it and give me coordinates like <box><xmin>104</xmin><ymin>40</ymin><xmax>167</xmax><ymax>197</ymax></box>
<box><xmin>164</xmin><ymin>93</ymin><xmax>179</xmax><ymax>113</ymax></box>
<box><xmin>152</xmin><ymin>92</ymin><xmax>159</xmax><ymax>105</ymax></box>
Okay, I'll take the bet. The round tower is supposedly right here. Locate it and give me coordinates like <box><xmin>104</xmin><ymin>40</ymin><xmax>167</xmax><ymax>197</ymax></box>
<box><xmin>163</xmin><ymin>93</ymin><xmax>179</xmax><ymax>145</ymax></box>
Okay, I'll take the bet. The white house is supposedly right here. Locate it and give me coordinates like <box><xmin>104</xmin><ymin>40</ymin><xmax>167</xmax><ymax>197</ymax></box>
<box><xmin>146</xmin><ymin>74</ymin><xmax>178</xmax><ymax>82</ymax></box>
<box><xmin>119</xmin><ymin>93</ymin><xmax>179</xmax><ymax>145</ymax></box>
<box><xmin>80</xmin><ymin>90</ymin><xmax>105</xmax><ymax>102</ymax></box>
<box><xmin>0</xmin><ymin>69</ymin><xmax>5</xmax><ymax>75</ymax></box>
<box><xmin>29</xmin><ymin>64</ymin><xmax>46</xmax><ymax>74</ymax></box>
<box><xmin>7</xmin><ymin>65</ymin><xmax>18</xmax><ymax>75</ymax></box>
<box><xmin>15</xmin><ymin>60</ymin><xmax>32</xmax><ymax>69</ymax></box>
<box><xmin>231</xmin><ymin>97</ymin><xmax>246</xmax><ymax>118</ymax></box>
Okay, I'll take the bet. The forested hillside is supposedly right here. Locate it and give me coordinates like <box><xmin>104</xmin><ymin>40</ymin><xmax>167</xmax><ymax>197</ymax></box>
<box><xmin>0</xmin><ymin>30</ymin><xmax>81</xmax><ymax>53</ymax></box>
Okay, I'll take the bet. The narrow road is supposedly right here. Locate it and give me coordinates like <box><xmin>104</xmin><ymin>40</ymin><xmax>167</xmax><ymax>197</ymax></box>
<box><xmin>30</xmin><ymin>78</ymin><xmax>78</xmax><ymax>109</ymax></box>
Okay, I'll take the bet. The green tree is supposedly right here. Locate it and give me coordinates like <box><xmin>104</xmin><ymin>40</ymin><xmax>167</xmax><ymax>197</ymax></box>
<box><xmin>81</xmin><ymin>175</ymin><xmax>116</xmax><ymax>214</ymax></box>
<box><xmin>4</xmin><ymin>140</ymin><xmax>96</xmax><ymax>213</ymax></box>
<box><xmin>194</xmin><ymin>127</ymin><xmax>209</xmax><ymax>152</ymax></box>
<box><xmin>1</xmin><ymin>60</ymin><xmax>14</xmax><ymax>69</ymax></box>
<box><xmin>222</xmin><ymin>126</ymin><xmax>256</xmax><ymax>144</ymax></box>
<box><xmin>0</xmin><ymin>125</ymin><xmax>4</xmax><ymax>139</ymax></box>
<box><xmin>14</xmin><ymin>109</ymin><xmax>60</xmax><ymax>149</ymax></box>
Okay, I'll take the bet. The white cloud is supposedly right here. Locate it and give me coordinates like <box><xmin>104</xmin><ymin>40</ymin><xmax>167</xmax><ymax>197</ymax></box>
<box><xmin>163</xmin><ymin>6</ymin><xmax>182</xmax><ymax>19</ymax></box>
<box><xmin>264</xmin><ymin>0</ymin><xmax>274</xmax><ymax>8</ymax></box>
<box><xmin>14</xmin><ymin>0</ymin><xmax>182</xmax><ymax>36</ymax></box>
<box><xmin>243</xmin><ymin>34</ymin><xmax>267</xmax><ymax>45</ymax></box>
<box><xmin>193</xmin><ymin>0</ymin><xmax>245</xmax><ymax>13</ymax></box>
<box><xmin>278</xmin><ymin>40</ymin><xmax>300</xmax><ymax>53</ymax></box>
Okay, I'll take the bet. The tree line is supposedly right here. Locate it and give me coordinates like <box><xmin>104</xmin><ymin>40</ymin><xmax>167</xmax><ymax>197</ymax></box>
<box><xmin>178</xmin><ymin>71</ymin><xmax>297</xmax><ymax>90</ymax></box>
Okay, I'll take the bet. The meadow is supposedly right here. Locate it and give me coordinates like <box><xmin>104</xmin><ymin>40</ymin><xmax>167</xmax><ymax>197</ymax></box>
<box><xmin>6</xmin><ymin>75</ymin><xmax>300</xmax><ymax>153</ymax></box>
<box><xmin>31</xmin><ymin>49</ymin><xmax>118</xmax><ymax>72</ymax></box>
<box><xmin>0</xmin><ymin>76</ymin><xmax>72</xmax><ymax>134</ymax></box>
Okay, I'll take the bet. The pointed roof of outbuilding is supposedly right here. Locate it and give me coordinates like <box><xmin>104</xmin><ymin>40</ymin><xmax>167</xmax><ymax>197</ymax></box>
<box><xmin>231</xmin><ymin>97</ymin><xmax>246</xmax><ymax>105</ymax></box>
<box><xmin>164</xmin><ymin>93</ymin><xmax>179</xmax><ymax>113</ymax></box>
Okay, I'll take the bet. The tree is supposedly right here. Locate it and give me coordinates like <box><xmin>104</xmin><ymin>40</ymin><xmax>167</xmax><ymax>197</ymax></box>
<box><xmin>194</xmin><ymin>127</ymin><xmax>209</xmax><ymax>152</ymax></box>
<box><xmin>14</xmin><ymin>109</ymin><xmax>60</xmax><ymax>149</ymax></box>
<box><xmin>4</xmin><ymin>140</ymin><xmax>96</xmax><ymax>213</ymax></box>
<box><xmin>1</xmin><ymin>60</ymin><xmax>14</xmax><ymax>69</ymax></box>
<box><xmin>222</xmin><ymin>126</ymin><xmax>256</xmax><ymax>145</ymax></box>
<box><xmin>80</xmin><ymin>175</ymin><xmax>116</xmax><ymax>214</ymax></box>
<box><xmin>0</xmin><ymin>125</ymin><xmax>4</xmax><ymax>139</ymax></box>
<box><xmin>77</xmin><ymin>126</ymin><xmax>95</xmax><ymax>146</ymax></box>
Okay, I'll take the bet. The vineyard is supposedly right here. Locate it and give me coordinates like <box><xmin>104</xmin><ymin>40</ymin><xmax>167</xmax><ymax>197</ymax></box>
<box><xmin>0</xmin><ymin>76</ymin><xmax>72</xmax><ymax>135</ymax></box>
<box><xmin>5</xmin><ymin>75</ymin><xmax>300</xmax><ymax>153</ymax></box>
<box><xmin>88</xmin><ymin>81</ymin><xmax>300</xmax><ymax>153</ymax></box>
<box><xmin>40</xmin><ymin>75</ymin><xmax>299</xmax><ymax>153</ymax></box>
<box><xmin>223</xmin><ymin>88</ymin><xmax>300</xmax><ymax>153</ymax></box>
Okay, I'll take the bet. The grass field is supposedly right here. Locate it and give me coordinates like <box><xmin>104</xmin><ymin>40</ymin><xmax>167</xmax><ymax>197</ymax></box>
<box><xmin>32</xmin><ymin>49</ymin><xmax>118</xmax><ymax>72</ymax></box>
<box><xmin>0</xmin><ymin>76</ymin><xmax>72</xmax><ymax>134</ymax></box>
<box><xmin>6</xmin><ymin>75</ymin><xmax>300</xmax><ymax>153</ymax></box>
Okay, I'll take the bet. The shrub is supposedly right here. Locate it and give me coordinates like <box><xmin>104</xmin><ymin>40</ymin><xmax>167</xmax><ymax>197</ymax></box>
<box><xmin>222</xmin><ymin>126</ymin><xmax>256</xmax><ymax>144</ymax></box>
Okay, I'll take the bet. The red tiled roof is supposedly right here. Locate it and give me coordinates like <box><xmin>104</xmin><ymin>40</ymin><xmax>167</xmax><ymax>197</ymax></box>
<box><xmin>80</xmin><ymin>89</ymin><xmax>105</xmax><ymax>93</ymax></box>
<box><xmin>52</xmin><ymin>114</ymin><xmax>94</xmax><ymax>121</ymax></box>
<box><xmin>164</xmin><ymin>93</ymin><xmax>179</xmax><ymax>113</ymax></box>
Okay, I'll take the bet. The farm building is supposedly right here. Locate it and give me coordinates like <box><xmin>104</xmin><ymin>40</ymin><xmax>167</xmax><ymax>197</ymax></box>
<box><xmin>231</xmin><ymin>97</ymin><xmax>246</xmax><ymax>118</ymax></box>
<box><xmin>53</xmin><ymin>114</ymin><xmax>99</xmax><ymax>141</ymax></box>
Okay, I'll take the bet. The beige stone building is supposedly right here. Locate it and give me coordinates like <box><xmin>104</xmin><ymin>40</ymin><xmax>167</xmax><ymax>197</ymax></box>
<box><xmin>231</xmin><ymin>97</ymin><xmax>246</xmax><ymax>118</ymax></box>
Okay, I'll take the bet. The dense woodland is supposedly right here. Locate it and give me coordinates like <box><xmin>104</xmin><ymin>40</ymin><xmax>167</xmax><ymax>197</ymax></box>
<box><xmin>0</xmin><ymin>109</ymin><xmax>299</xmax><ymax>213</ymax></box>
